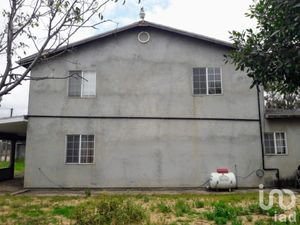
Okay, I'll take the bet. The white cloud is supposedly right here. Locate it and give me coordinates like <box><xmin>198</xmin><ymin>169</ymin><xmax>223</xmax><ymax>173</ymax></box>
<box><xmin>0</xmin><ymin>80</ymin><xmax>29</xmax><ymax>117</ymax></box>
<box><xmin>146</xmin><ymin>0</ymin><xmax>256</xmax><ymax>42</ymax></box>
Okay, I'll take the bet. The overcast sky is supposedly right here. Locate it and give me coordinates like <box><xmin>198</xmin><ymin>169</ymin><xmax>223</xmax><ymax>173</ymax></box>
<box><xmin>0</xmin><ymin>0</ymin><xmax>256</xmax><ymax>117</ymax></box>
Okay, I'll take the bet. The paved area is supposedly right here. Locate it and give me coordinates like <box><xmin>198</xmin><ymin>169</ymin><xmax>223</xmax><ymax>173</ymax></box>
<box><xmin>0</xmin><ymin>176</ymin><xmax>24</xmax><ymax>194</ymax></box>
<box><xmin>1</xmin><ymin>177</ymin><xmax>300</xmax><ymax>196</ymax></box>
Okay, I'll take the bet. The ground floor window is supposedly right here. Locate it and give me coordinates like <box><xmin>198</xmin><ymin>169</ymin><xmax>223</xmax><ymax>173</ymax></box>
<box><xmin>66</xmin><ymin>134</ymin><xmax>94</xmax><ymax>164</ymax></box>
<box><xmin>264</xmin><ymin>132</ymin><xmax>287</xmax><ymax>155</ymax></box>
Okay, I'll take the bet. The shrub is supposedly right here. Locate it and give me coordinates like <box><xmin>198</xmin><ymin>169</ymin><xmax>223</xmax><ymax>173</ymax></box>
<box><xmin>73</xmin><ymin>198</ymin><xmax>147</xmax><ymax>225</ymax></box>
<box><xmin>174</xmin><ymin>200</ymin><xmax>191</xmax><ymax>217</ymax></box>
<box><xmin>246</xmin><ymin>215</ymin><xmax>253</xmax><ymax>222</ymax></box>
<box><xmin>205</xmin><ymin>201</ymin><xmax>247</xmax><ymax>225</ymax></box>
<box><xmin>248</xmin><ymin>203</ymin><xmax>283</xmax><ymax>216</ymax></box>
<box><xmin>194</xmin><ymin>200</ymin><xmax>205</xmax><ymax>208</ymax></box>
<box><xmin>84</xmin><ymin>189</ymin><xmax>91</xmax><ymax>198</ymax></box>
<box><xmin>215</xmin><ymin>216</ymin><xmax>228</xmax><ymax>225</ymax></box>
<box><xmin>52</xmin><ymin>205</ymin><xmax>75</xmax><ymax>219</ymax></box>
<box><xmin>143</xmin><ymin>196</ymin><xmax>150</xmax><ymax>203</ymax></box>
<box><xmin>254</xmin><ymin>220</ymin><xmax>265</xmax><ymax>225</ymax></box>
<box><xmin>157</xmin><ymin>202</ymin><xmax>172</xmax><ymax>214</ymax></box>
<box><xmin>213</xmin><ymin>201</ymin><xmax>237</xmax><ymax>220</ymax></box>
<box><xmin>232</xmin><ymin>218</ymin><xmax>243</xmax><ymax>225</ymax></box>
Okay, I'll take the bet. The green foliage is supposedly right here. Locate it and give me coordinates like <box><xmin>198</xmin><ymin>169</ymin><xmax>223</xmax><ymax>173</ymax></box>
<box><xmin>264</xmin><ymin>91</ymin><xmax>300</xmax><ymax>110</ymax></box>
<box><xmin>0</xmin><ymin>161</ymin><xmax>9</xmax><ymax>169</ymax></box>
<box><xmin>212</xmin><ymin>201</ymin><xmax>238</xmax><ymax>220</ymax></box>
<box><xmin>157</xmin><ymin>202</ymin><xmax>172</xmax><ymax>213</ymax></box>
<box><xmin>21</xmin><ymin>205</ymin><xmax>44</xmax><ymax>217</ymax></box>
<box><xmin>246</xmin><ymin>215</ymin><xmax>253</xmax><ymax>222</ymax></box>
<box><xmin>0</xmin><ymin>159</ymin><xmax>25</xmax><ymax>174</ymax></box>
<box><xmin>143</xmin><ymin>196</ymin><xmax>150</xmax><ymax>203</ymax></box>
<box><xmin>255</xmin><ymin>220</ymin><xmax>265</xmax><ymax>225</ymax></box>
<box><xmin>84</xmin><ymin>189</ymin><xmax>91</xmax><ymax>198</ymax></box>
<box><xmin>226</xmin><ymin>0</ymin><xmax>300</xmax><ymax>94</ymax></box>
<box><xmin>194</xmin><ymin>200</ymin><xmax>205</xmax><ymax>208</ymax></box>
<box><xmin>73</xmin><ymin>198</ymin><xmax>147</xmax><ymax>225</ymax></box>
<box><xmin>174</xmin><ymin>200</ymin><xmax>191</xmax><ymax>217</ymax></box>
<box><xmin>52</xmin><ymin>205</ymin><xmax>75</xmax><ymax>218</ymax></box>
<box><xmin>214</xmin><ymin>216</ymin><xmax>228</xmax><ymax>225</ymax></box>
<box><xmin>232</xmin><ymin>218</ymin><xmax>243</xmax><ymax>225</ymax></box>
<box><xmin>205</xmin><ymin>201</ymin><xmax>248</xmax><ymax>225</ymax></box>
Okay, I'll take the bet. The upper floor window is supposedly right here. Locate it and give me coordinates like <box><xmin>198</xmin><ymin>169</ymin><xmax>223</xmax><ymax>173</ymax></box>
<box><xmin>66</xmin><ymin>134</ymin><xmax>95</xmax><ymax>164</ymax></box>
<box><xmin>193</xmin><ymin>67</ymin><xmax>222</xmax><ymax>95</ymax></box>
<box><xmin>68</xmin><ymin>71</ymin><xmax>96</xmax><ymax>97</ymax></box>
<box><xmin>264</xmin><ymin>132</ymin><xmax>287</xmax><ymax>155</ymax></box>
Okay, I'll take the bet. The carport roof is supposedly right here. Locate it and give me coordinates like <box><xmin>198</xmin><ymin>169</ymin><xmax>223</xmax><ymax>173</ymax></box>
<box><xmin>0</xmin><ymin>116</ymin><xmax>27</xmax><ymax>137</ymax></box>
<box><xmin>265</xmin><ymin>109</ymin><xmax>300</xmax><ymax>119</ymax></box>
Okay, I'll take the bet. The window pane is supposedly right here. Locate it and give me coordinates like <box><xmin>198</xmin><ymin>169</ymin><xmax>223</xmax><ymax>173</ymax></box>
<box><xmin>208</xmin><ymin>68</ymin><xmax>214</xmax><ymax>75</ymax></box>
<box><xmin>199</xmin><ymin>89</ymin><xmax>207</xmax><ymax>94</ymax></box>
<box><xmin>208</xmin><ymin>81</ymin><xmax>215</xmax><ymax>88</ymax></box>
<box><xmin>264</xmin><ymin>133</ymin><xmax>275</xmax><ymax>154</ymax></box>
<box><xmin>193</xmin><ymin>68</ymin><xmax>206</xmax><ymax>95</ymax></box>
<box><xmin>88</xmin><ymin>135</ymin><xmax>94</xmax><ymax>141</ymax></box>
<box><xmin>275</xmin><ymin>133</ymin><xmax>286</xmax><ymax>154</ymax></box>
<box><xmin>193</xmin><ymin>68</ymin><xmax>200</xmax><ymax>75</ymax></box>
<box><xmin>199</xmin><ymin>68</ymin><xmax>206</xmax><ymax>75</ymax></box>
<box><xmin>208</xmin><ymin>88</ymin><xmax>216</xmax><ymax>94</ymax></box>
<box><xmin>68</xmin><ymin>71</ymin><xmax>82</xmax><ymax>97</ymax></box>
<box><xmin>82</xmin><ymin>71</ymin><xmax>96</xmax><ymax>97</ymax></box>
<box><xmin>194</xmin><ymin>88</ymin><xmax>200</xmax><ymax>95</ymax></box>
<box><xmin>66</xmin><ymin>135</ymin><xmax>80</xmax><ymax>163</ymax></box>
<box><xmin>208</xmin><ymin>75</ymin><xmax>215</xmax><ymax>81</ymax></box>
<box><xmin>193</xmin><ymin>74</ymin><xmax>200</xmax><ymax>81</ymax></box>
<box><xmin>80</xmin><ymin>135</ymin><xmax>94</xmax><ymax>164</ymax></box>
<box><xmin>207</xmin><ymin>67</ymin><xmax>222</xmax><ymax>95</ymax></box>
<box><xmin>277</xmin><ymin>146</ymin><xmax>286</xmax><ymax>154</ymax></box>
<box><xmin>216</xmin><ymin>87</ymin><xmax>222</xmax><ymax>94</ymax></box>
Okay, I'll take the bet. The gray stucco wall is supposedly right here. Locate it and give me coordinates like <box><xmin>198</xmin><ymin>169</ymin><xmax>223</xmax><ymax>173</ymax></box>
<box><xmin>264</xmin><ymin>118</ymin><xmax>300</xmax><ymax>183</ymax></box>
<box><xmin>25</xmin><ymin>26</ymin><xmax>268</xmax><ymax>188</ymax></box>
<box><xmin>25</xmin><ymin>118</ymin><xmax>264</xmax><ymax>188</ymax></box>
<box><xmin>28</xmin><ymin>27</ymin><xmax>259</xmax><ymax>119</ymax></box>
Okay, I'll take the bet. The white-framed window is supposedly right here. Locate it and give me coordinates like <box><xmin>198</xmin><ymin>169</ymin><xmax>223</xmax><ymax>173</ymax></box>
<box><xmin>193</xmin><ymin>67</ymin><xmax>222</xmax><ymax>95</ymax></box>
<box><xmin>264</xmin><ymin>132</ymin><xmax>287</xmax><ymax>155</ymax></box>
<box><xmin>68</xmin><ymin>71</ymin><xmax>96</xmax><ymax>97</ymax></box>
<box><xmin>66</xmin><ymin>134</ymin><xmax>95</xmax><ymax>164</ymax></box>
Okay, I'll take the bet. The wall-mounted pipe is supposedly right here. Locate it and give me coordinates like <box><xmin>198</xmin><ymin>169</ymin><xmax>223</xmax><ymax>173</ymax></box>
<box><xmin>256</xmin><ymin>85</ymin><xmax>280</xmax><ymax>188</ymax></box>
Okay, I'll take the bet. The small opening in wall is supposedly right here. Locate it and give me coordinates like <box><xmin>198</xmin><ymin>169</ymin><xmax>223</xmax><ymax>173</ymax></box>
<box><xmin>138</xmin><ymin>31</ymin><xmax>150</xmax><ymax>44</ymax></box>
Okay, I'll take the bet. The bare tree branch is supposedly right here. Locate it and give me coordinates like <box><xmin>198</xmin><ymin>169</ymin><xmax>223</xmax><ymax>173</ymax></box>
<box><xmin>0</xmin><ymin>0</ymin><xmax>134</xmax><ymax>97</ymax></box>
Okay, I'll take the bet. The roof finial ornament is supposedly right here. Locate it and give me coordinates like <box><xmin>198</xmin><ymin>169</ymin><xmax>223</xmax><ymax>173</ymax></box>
<box><xmin>139</xmin><ymin>7</ymin><xmax>145</xmax><ymax>21</ymax></box>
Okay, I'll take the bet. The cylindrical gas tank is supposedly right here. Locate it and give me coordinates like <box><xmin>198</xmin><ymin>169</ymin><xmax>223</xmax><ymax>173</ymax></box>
<box><xmin>209</xmin><ymin>172</ymin><xmax>236</xmax><ymax>190</ymax></box>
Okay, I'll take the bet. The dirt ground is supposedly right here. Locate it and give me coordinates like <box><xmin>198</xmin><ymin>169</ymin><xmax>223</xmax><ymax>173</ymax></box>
<box><xmin>0</xmin><ymin>177</ymin><xmax>23</xmax><ymax>194</ymax></box>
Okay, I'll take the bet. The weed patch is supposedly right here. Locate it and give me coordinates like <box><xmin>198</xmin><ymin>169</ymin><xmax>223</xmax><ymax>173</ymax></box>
<box><xmin>174</xmin><ymin>200</ymin><xmax>192</xmax><ymax>217</ymax></box>
<box><xmin>73</xmin><ymin>198</ymin><xmax>147</xmax><ymax>225</ymax></box>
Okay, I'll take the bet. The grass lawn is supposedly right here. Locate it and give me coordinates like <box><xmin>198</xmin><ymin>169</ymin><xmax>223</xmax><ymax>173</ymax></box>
<box><xmin>0</xmin><ymin>192</ymin><xmax>299</xmax><ymax>225</ymax></box>
<box><xmin>0</xmin><ymin>159</ymin><xmax>25</xmax><ymax>175</ymax></box>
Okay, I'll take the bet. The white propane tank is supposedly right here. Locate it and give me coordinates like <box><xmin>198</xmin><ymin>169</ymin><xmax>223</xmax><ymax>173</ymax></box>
<box><xmin>209</xmin><ymin>168</ymin><xmax>236</xmax><ymax>190</ymax></box>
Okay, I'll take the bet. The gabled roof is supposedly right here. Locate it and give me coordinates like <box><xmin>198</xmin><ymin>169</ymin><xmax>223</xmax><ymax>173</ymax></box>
<box><xmin>17</xmin><ymin>20</ymin><xmax>233</xmax><ymax>68</ymax></box>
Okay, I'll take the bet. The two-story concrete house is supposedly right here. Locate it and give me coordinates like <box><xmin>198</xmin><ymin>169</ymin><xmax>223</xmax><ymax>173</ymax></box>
<box><xmin>18</xmin><ymin>20</ymin><xmax>298</xmax><ymax>188</ymax></box>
